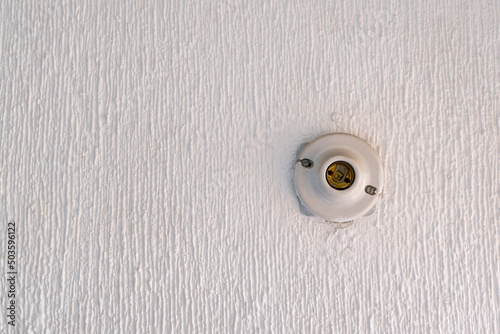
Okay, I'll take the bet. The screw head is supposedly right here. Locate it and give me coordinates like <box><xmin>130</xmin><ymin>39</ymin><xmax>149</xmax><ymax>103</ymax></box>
<box><xmin>365</xmin><ymin>185</ymin><xmax>377</xmax><ymax>195</ymax></box>
<box><xmin>300</xmin><ymin>159</ymin><xmax>314</xmax><ymax>168</ymax></box>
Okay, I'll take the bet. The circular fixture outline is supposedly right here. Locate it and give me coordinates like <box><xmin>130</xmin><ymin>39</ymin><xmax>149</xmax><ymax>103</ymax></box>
<box><xmin>294</xmin><ymin>133</ymin><xmax>384</xmax><ymax>222</ymax></box>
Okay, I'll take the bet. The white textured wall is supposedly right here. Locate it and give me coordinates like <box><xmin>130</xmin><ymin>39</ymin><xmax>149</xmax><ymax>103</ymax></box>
<box><xmin>1</xmin><ymin>0</ymin><xmax>499</xmax><ymax>332</ymax></box>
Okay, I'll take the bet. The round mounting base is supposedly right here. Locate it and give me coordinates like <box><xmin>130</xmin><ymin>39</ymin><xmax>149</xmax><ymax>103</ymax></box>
<box><xmin>294</xmin><ymin>133</ymin><xmax>383</xmax><ymax>222</ymax></box>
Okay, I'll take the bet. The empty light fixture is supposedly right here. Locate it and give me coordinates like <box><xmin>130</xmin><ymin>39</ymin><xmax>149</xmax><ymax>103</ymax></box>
<box><xmin>294</xmin><ymin>133</ymin><xmax>383</xmax><ymax>222</ymax></box>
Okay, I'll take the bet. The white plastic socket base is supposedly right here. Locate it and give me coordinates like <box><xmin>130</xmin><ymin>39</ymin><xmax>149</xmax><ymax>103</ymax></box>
<box><xmin>294</xmin><ymin>133</ymin><xmax>383</xmax><ymax>222</ymax></box>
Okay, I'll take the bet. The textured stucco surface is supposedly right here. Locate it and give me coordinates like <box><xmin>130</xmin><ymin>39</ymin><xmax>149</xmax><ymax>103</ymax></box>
<box><xmin>1</xmin><ymin>0</ymin><xmax>500</xmax><ymax>332</ymax></box>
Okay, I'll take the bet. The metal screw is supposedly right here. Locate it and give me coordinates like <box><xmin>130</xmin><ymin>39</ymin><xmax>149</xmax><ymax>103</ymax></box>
<box><xmin>300</xmin><ymin>159</ymin><xmax>314</xmax><ymax>168</ymax></box>
<box><xmin>365</xmin><ymin>185</ymin><xmax>377</xmax><ymax>195</ymax></box>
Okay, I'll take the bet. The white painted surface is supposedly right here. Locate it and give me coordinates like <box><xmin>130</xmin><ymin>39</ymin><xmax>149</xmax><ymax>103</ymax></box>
<box><xmin>1</xmin><ymin>0</ymin><xmax>499</xmax><ymax>332</ymax></box>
